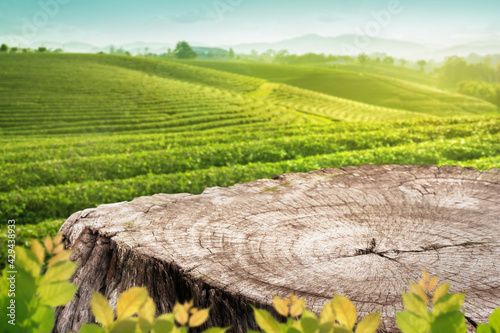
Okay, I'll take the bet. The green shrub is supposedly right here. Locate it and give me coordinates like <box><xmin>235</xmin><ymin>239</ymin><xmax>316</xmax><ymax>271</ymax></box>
<box><xmin>457</xmin><ymin>80</ymin><xmax>500</xmax><ymax>107</ymax></box>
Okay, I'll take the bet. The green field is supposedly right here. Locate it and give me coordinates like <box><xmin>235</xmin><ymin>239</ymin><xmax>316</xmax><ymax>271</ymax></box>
<box><xmin>1</xmin><ymin>53</ymin><xmax>499</xmax><ymax>260</ymax></box>
<box><xmin>315</xmin><ymin>62</ymin><xmax>439</xmax><ymax>87</ymax></box>
<box><xmin>174</xmin><ymin>59</ymin><xmax>498</xmax><ymax>116</ymax></box>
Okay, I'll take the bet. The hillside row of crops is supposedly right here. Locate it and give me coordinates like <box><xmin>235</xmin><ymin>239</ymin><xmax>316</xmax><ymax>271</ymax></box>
<box><xmin>175</xmin><ymin>59</ymin><xmax>499</xmax><ymax>115</ymax></box>
<box><xmin>2</xmin><ymin>118</ymin><xmax>499</xmax><ymax>192</ymax></box>
<box><xmin>1</xmin><ymin>117</ymin><xmax>499</xmax><ymax>224</ymax></box>
<box><xmin>3</xmin><ymin>54</ymin><xmax>497</xmax><ymax>137</ymax></box>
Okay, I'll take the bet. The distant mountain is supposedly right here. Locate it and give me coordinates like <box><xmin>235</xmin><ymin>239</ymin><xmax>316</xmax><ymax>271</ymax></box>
<box><xmin>225</xmin><ymin>34</ymin><xmax>435</xmax><ymax>59</ymax></box>
<box><xmin>434</xmin><ymin>40</ymin><xmax>500</xmax><ymax>58</ymax></box>
<box><xmin>23</xmin><ymin>34</ymin><xmax>500</xmax><ymax>60</ymax></box>
<box><xmin>224</xmin><ymin>34</ymin><xmax>500</xmax><ymax>60</ymax></box>
<box><xmin>33</xmin><ymin>41</ymin><xmax>98</xmax><ymax>52</ymax></box>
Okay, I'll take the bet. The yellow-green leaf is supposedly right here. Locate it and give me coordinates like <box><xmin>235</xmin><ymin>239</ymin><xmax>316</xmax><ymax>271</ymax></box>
<box><xmin>47</xmin><ymin>249</ymin><xmax>73</xmax><ymax>268</ymax></box>
<box><xmin>110</xmin><ymin>318</ymin><xmax>138</xmax><ymax>333</ymax></box>
<box><xmin>319</xmin><ymin>322</ymin><xmax>334</xmax><ymax>333</ymax></box>
<box><xmin>252</xmin><ymin>305</ymin><xmax>281</xmax><ymax>333</ymax></box>
<box><xmin>432</xmin><ymin>294</ymin><xmax>465</xmax><ymax>316</ymax></box>
<box><xmin>200</xmin><ymin>327</ymin><xmax>231</xmax><ymax>333</ymax></box>
<box><xmin>138</xmin><ymin>317</ymin><xmax>153</xmax><ymax>333</ymax></box>
<box><xmin>418</xmin><ymin>279</ymin><xmax>427</xmax><ymax>292</ymax></box>
<box><xmin>30</xmin><ymin>239</ymin><xmax>45</xmax><ymax>265</ymax></box>
<box><xmin>79</xmin><ymin>323</ymin><xmax>106</xmax><ymax>333</ymax></box>
<box><xmin>290</xmin><ymin>299</ymin><xmax>306</xmax><ymax>318</ymax></box>
<box><xmin>428</xmin><ymin>277</ymin><xmax>438</xmax><ymax>291</ymax></box>
<box><xmin>174</xmin><ymin>302</ymin><xmax>189</xmax><ymax>326</ymax></box>
<box><xmin>14</xmin><ymin>246</ymin><xmax>40</xmax><ymax>277</ymax></box>
<box><xmin>287</xmin><ymin>327</ymin><xmax>302</xmax><ymax>333</ymax></box>
<box><xmin>91</xmin><ymin>291</ymin><xmax>114</xmax><ymax>328</ymax></box>
<box><xmin>432</xmin><ymin>283</ymin><xmax>450</xmax><ymax>304</ymax></box>
<box><xmin>332</xmin><ymin>296</ymin><xmax>357</xmax><ymax>330</ymax></box>
<box><xmin>41</xmin><ymin>260</ymin><xmax>77</xmax><ymax>285</ymax></box>
<box><xmin>402</xmin><ymin>293</ymin><xmax>428</xmax><ymax>319</ymax></box>
<box><xmin>44</xmin><ymin>236</ymin><xmax>54</xmax><ymax>253</ymax></box>
<box><xmin>38</xmin><ymin>281</ymin><xmax>78</xmax><ymax>307</ymax></box>
<box><xmin>153</xmin><ymin>317</ymin><xmax>175</xmax><ymax>333</ymax></box>
<box><xmin>355</xmin><ymin>313</ymin><xmax>380</xmax><ymax>333</ymax></box>
<box><xmin>273</xmin><ymin>295</ymin><xmax>290</xmax><ymax>317</ymax></box>
<box><xmin>53</xmin><ymin>243</ymin><xmax>64</xmax><ymax>255</ymax></box>
<box><xmin>476</xmin><ymin>323</ymin><xmax>494</xmax><ymax>333</ymax></box>
<box><xmin>189</xmin><ymin>307</ymin><xmax>211</xmax><ymax>327</ymax></box>
<box><xmin>430</xmin><ymin>311</ymin><xmax>467</xmax><ymax>333</ymax></box>
<box><xmin>138</xmin><ymin>297</ymin><xmax>156</xmax><ymax>323</ymax></box>
<box><xmin>156</xmin><ymin>313</ymin><xmax>175</xmax><ymax>322</ymax></box>
<box><xmin>116</xmin><ymin>286</ymin><xmax>149</xmax><ymax>320</ymax></box>
<box><xmin>54</xmin><ymin>232</ymin><xmax>63</xmax><ymax>245</ymax></box>
<box><xmin>189</xmin><ymin>307</ymin><xmax>210</xmax><ymax>327</ymax></box>
<box><xmin>396</xmin><ymin>311</ymin><xmax>429</xmax><ymax>333</ymax></box>
<box><xmin>409</xmin><ymin>282</ymin><xmax>428</xmax><ymax>305</ymax></box>
<box><xmin>183</xmin><ymin>300</ymin><xmax>194</xmax><ymax>311</ymax></box>
<box><xmin>320</xmin><ymin>301</ymin><xmax>336</xmax><ymax>324</ymax></box>
<box><xmin>422</xmin><ymin>269</ymin><xmax>429</xmax><ymax>283</ymax></box>
<box><xmin>489</xmin><ymin>307</ymin><xmax>500</xmax><ymax>332</ymax></box>
<box><xmin>300</xmin><ymin>310</ymin><xmax>319</xmax><ymax>333</ymax></box>
<box><xmin>32</xmin><ymin>305</ymin><xmax>55</xmax><ymax>333</ymax></box>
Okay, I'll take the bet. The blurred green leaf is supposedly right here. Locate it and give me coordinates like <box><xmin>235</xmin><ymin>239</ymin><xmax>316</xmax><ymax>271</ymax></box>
<box><xmin>489</xmin><ymin>307</ymin><xmax>500</xmax><ymax>332</ymax></box>
<box><xmin>252</xmin><ymin>306</ymin><xmax>281</xmax><ymax>333</ymax></box>
<box><xmin>38</xmin><ymin>281</ymin><xmax>78</xmax><ymax>307</ymax></box>
<box><xmin>402</xmin><ymin>292</ymin><xmax>429</xmax><ymax>319</ymax></box>
<box><xmin>396</xmin><ymin>311</ymin><xmax>429</xmax><ymax>333</ymax></box>
<box><xmin>355</xmin><ymin>313</ymin><xmax>380</xmax><ymax>333</ymax></box>
<box><xmin>332</xmin><ymin>296</ymin><xmax>357</xmax><ymax>330</ymax></box>
<box><xmin>116</xmin><ymin>286</ymin><xmax>149</xmax><ymax>320</ymax></box>
<box><xmin>300</xmin><ymin>311</ymin><xmax>319</xmax><ymax>333</ymax></box>
<box><xmin>430</xmin><ymin>311</ymin><xmax>466</xmax><ymax>333</ymax></box>
<box><xmin>476</xmin><ymin>324</ymin><xmax>494</xmax><ymax>333</ymax></box>
<box><xmin>79</xmin><ymin>324</ymin><xmax>106</xmax><ymax>333</ymax></box>
<box><xmin>432</xmin><ymin>294</ymin><xmax>465</xmax><ymax>316</ymax></box>
<box><xmin>40</xmin><ymin>260</ymin><xmax>77</xmax><ymax>285</ymax></box>
<box><xmin>14</xmin><ymin>246</ymin><xmax>40</xmax><ymax>277</ymax></box>
<box><xmin>110</xmin><ymin>318</ymin><xmax>138</xmax><ymax>333</ymax></box>
<box><xmin>153</xmin><ymin>317</ymin><xmax>175</xmax><ymax>333</ymax></box>
<box><xmin>31</xmin><ymin>305</ymin><xmax>55</xmax><ymax>333</ymax></box>
<box><xmin>90</xmin><ymin>291</ymin><xmax>114</xmax><ymax>328</ymax></box>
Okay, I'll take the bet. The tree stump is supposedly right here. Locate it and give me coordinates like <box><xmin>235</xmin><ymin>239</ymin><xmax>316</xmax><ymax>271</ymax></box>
<box><xmin>54</xmin><ymin>165</ymin><xmax>500</xmax><ymax>333</ymax></box>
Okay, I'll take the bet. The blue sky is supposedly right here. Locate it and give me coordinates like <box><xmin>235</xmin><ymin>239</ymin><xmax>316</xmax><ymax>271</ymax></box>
<box><xmin>1</xmin><ymin>0</ymin><xmax>499</xmax><ymax>47</ymax></box>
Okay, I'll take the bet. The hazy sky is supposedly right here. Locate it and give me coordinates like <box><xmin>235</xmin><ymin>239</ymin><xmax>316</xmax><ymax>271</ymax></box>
<box><xmin>1</xmin><ymin>0</ymin><xmax>499</xmax><ymax>47</ymax></box>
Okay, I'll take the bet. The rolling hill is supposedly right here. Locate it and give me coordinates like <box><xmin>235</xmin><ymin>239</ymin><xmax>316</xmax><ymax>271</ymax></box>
<box><xmin>314</xmin><ymin>62</ymin><xmax>438</xmax><ymax>87</ymax></box>
<box><xmin>174</xmin><ymin>59</ymin><xmax>499</xmax><ymax>117</ymax></box>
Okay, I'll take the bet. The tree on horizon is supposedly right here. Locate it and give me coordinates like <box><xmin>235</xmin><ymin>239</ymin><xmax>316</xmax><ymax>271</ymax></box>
<box><xmin>174</xmin><ymin>41</ymin><xmax>197</xmax><ymax>59</ymax></box>
<box><xmin>358</xmin><ymin>53</ymin><xmax>368</xmax><ymax>65</ymax></box>
<box><xmin>417</xmin><ymin>60</ymin><xmax>427</xmax><ymax>72</ymax></box>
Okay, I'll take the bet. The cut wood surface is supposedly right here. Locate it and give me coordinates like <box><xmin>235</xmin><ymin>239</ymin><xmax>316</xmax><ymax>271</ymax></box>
<box><xmin>54</xmin><ymin>164</ymin><xmax>500</xmax><ymax>333</ymax></box>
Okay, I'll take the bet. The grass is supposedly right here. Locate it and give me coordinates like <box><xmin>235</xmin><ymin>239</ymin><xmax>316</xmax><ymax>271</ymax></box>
<box><xmin>0</xmin><ymin>53</ymin><xmax>499</xmax><ymax>269</ymax></box>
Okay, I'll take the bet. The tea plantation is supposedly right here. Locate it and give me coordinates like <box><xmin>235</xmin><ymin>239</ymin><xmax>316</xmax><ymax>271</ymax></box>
<box><xmin>0</xmin><ymin>53</ymin><xmax>499</xmax><ymax>262</ymax></box>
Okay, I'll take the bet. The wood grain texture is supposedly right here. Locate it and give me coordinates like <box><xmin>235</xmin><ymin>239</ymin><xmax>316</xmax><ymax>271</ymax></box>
<box><xmin>53</xmin><ymin>164</ymin><xmax>500</xmax><ymax>333</ymax></box>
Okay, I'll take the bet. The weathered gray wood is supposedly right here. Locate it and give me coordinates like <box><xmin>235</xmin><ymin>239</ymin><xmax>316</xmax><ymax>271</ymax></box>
<box><xmin>53</xmin><ymin>165</ymin><xmax>500</xmax><ymax>333</ymax></box>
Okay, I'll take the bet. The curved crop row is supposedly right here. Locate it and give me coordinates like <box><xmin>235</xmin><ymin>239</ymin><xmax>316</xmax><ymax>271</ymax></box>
<box><xmin>1</xmin><ymin>133</ymin><xmax>498</xmax><ymax>224</ymax></box>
